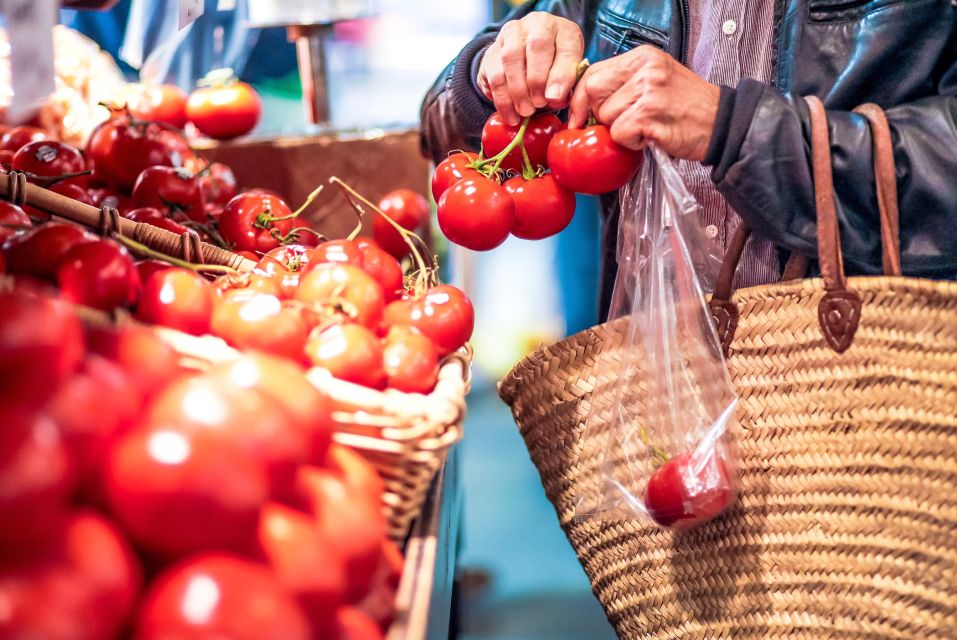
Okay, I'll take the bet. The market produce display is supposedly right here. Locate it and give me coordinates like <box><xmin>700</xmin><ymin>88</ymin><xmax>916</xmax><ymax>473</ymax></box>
<box><xmin>433</xmin><ymin>110</ymin><xmax>641</xmax><ymax>251</ymax></box>
<box><xmin>0</xmin><ymin>98</ymin><xmax>471</xmax><ymax>640</ymax></box>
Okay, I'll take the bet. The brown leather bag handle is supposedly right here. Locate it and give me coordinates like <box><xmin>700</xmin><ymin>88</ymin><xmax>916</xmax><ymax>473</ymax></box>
<box><xmin>710</xmin><ymin>96</ymin><xmax>900</xmax><ymax>354</ymax></box>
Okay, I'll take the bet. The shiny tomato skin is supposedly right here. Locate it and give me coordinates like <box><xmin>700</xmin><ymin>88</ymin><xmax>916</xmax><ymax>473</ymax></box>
<box><xmin>644</xmin><ymin>449</ymin><xmax>735</xmax><ymax>529</ymax></box>
<box><xmin>504</xmin><ymin>173</ymin><xmax>577</xmax><ymax>240</ymax></box>
<box><xmin>375</xmin><ymin>189</ymin><xmax>429</xmax><ymax>259</ymax></box>
<box><xmin>0</xmin><ymin>125</ymin><xmax>49</xmax><ymax>152</ymax></box>
<box><xmin>136</xmin><ymin>553</ymin><xmax>311</xmax><ymax>640</ymax></box>
<box><xmin>309</xmin><ymin>238</ymin><xmax>365</xmax><ymax>269</ymax></box>
<box><xmin>547</xmin><ymin>124</ymin><xmax>643</xmax><ymax>195</ymax></box>
<box><xmin>384</xmin><ymin>284</ymin><xmax>474</xmax><ymax>355</ymax></box>
<box><xmin>135</xmin><ymin>259</ymin><xmax>174</xmax><ymax>283</ymax></box>
<box><xmin>86</xmin><ymin>117</ymin><xmax>176</xmax><ymax>192</ymax></box>
<box><xmin>356</xmin><ymin>238</ymin><xmax>403</xmax><ymax>302</ymax></box>
<box><xmin>104</xmin><ymin>420</ymin><xmax>269</xmax><ymax>559</ymax></box>
<box><xmin>437</xmin><ymin>176</ymin><xmax>514</xmax><ymax>251</ymax></box>
<box><xmin>0</xmin><ymin>201</ymin><xmax>32</xmax><ymax>244</ymax></box>
<box><xmin>0</xmin><ymin>407</ymin><xmax>76</xmax><ymax>554</ymax></box>
<box><xmin>123</xmin><ymin>83</ymin><xmax>189</xmax><ymax>129</ymax></box>
<box><xmin>430</xmin><ymin>151</ymin><xmax>480</xmax><ymax>202</ymax></box>
<box><xmin>220</xmin><ymin>191</ymin><xmax>294</xmax><ymax>253</ymax></box>
<box><xmin>0</xmin><ymin>292</ymin><xmax>83</xmax><ymax>406</ymax></box>
<box><xmin>136</xmin><ymin>267</ymin><xmax>213</xmax><ymax>335</ymax></box>
<box><xmin>132</xmin><ymin>166</ymin><xmax>206</xmax><ymax>223</ymax></box>
<box><xmin>3</xmin><ymin>222</ymin><xmax>95</xmax><ymax>280</ymax></box>
<box><xmin>305</xmin><ymin>323</ymin><xmax>385</xmax><ymax>389</ymax></box>
<box><xmin>12</xmin><ymin>140</ymin><xmax>88</xmax><ymax>187</ymax></box>
<box><xmin>57</xmin><ymin>239</ymin><xmax>141</xmax><ymax>311</ymax></box>
<box><xmin>186</xmin><ymin>81</ymin><xmax>262</xmax><ymax>140</ymax></box>
<box><xmin>260</xmin><ymin>243</ymin><xmax>312</xmax><ymax>274</ymax></box>
<box><xmin>211</xmin><ymin>293</ymin><xmax>309</xmax><ymax>363</ymax></box>
<box><xmin>383</xmin><ymin>327</ymin><xmax>440</xmax><ymax>394</ymax></box>
<box><xmin>481</xmin><ymin>112</ymin><xmax>564</xmax><ymax>173</ymax></box>
<box><xmin>297</xmin><ymin>263</ymin><xmax>385</xmax><ymax>328</ymax></box>
<box><xmin>126</xmin><ymin>206</ymin><xmax>190</xmax><ymax>234</ymax></box>
<box><xmin>199</xmin><ymin>161</ymin><xmax>238</xmax><ymax>206</ymax></box>
<box><xmin>84</xmin><ymin>324</ymin><xmax>181</xmax><ymax>402</ymax></box>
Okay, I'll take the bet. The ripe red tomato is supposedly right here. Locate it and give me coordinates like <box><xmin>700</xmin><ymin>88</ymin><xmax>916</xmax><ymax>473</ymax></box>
<box><xmin>198</xmin><ymin>161</ymin><xmax>238</xmax><ymax>206</ymax></box>
<box><xmin>104</xmin><ymin>419</ymin><xmax>269</xmax><ymax>558</ymax></box>
<box><xmin>209</xmin><ymin>355</ymin><xmax>334</xmax><ymax>464</ymax></box>
<box><xmin>123</xmin><ymin>83</ymin><xmax>189</xmax><ymax>129</ymax></box>
<box><xmin>375</xmin><ymin>189</ymin><xmax>430</xmax><ymax>259</ymax></box>
<box><xmin>19</xmin><ymin>180</ymin><xmax>93</xmax><ymax>221</ymax></box>
<box><xmin>0</xmin><ymin>125</ymin><xmax>49</xmax><ymax>152</ymax></box>
<box><xmin>383</xmin><ymin>326</ymin><xmax>440</xmax><ymax>394</ymax></box>
<box><xmin>136</xmin><ymin>267</ymin><xmax>213</xmax><ymax>335</ymax></box>
<box><xmin>186</xmin><ymin>78</ymin><xmax>262</xmax><ymax>140</ymax></box>
<box><xmin>296</xmin><ymin>466</ymin><xmax>386</xmax><ymax>602</ymax></box>
<box><xmin>86</xmin><ymin>116</ymin><xmax>177</xmax><ymax>191</ymax></box>
<box><xmin>0</xmin><ymin>511</ymin><xmax>141</xmax><ymax>640</ymax></box>
<box><xmin>324</xmin><ymin>444</ymin><xmax>385</xmax><ymax>505</ymax></box>
<box><xmin>297</xmin><ymin>263</ymin><xmax>385</xmax><ymax>328</ymax></box>
<box><xmin>84</xmin><ymin>324</ymin><xmax>181</xmax><ymax>402</ymax></box>
<box><xmin>136</xmin><ymin>554</ymin><xmax>311</xmax><ymax>640</ymax></box>
<box><xmin>12</xmin><ymin>141</ymin><xmax>88</xmax><ymax>187</ymax></box>
<box><xmin>258</xmin><ymin>502</ymin><xmax>347</xmax><ymax>631</ymax></box>
<box><xmin>481</xmin><ymin>112</ymin><xmax>564</xmax><ymax>173</ymax></box>
<box><xmin>504</xmin><ymin>173</ymin><xmax>576</xmax><ymax>240</ymax></box>
<box><xmin>132</xmin><ymin>166</ymin><xmax>206</xmax><ymax>223</ymax></box>
<box><xmin>220</xmin><ymin>191</ymin><xmax>294</xmax><ymax>253</ymax></box>
<box><xmin>215</xmin><ymin>271</ymin><xmax>286</xmax><ymax>301</ymax></box>
<box><xmin>0</xmin><ymin>406</ymin><xmax>75</xmax><ymax>553</ymax></box>
<box><xmin>135</xmin><ymin>259</ymin><xmax>174</xmax><ymax>283</ymax></box>
<box><xmin>211</xmin><ymin>293</ymin><xmax>309</xmax><ymax>363</ymax></box>
<box><xmin>126</xmin><ymin>206</ymin><xmax>190</xmax><ymax>234</ymax></box>
<box><xmin>88</xmin><ymin>187</ymin><xmax>133</xmax><ymax>217</ymax></box>
<box><xmin>356</xmin><ymin>238</ymin><xmax>403</xmax><ymax>302</ymax></box>
<box><xmin>305</xmin><ymin>323</ymin><xmax>385</xmax><ymax>388</ymax></box>
<box><xmin>259</xmin><ymin>243</ymin><xmax>312</xmax><ymax>274</ymax></box>
<box><xmin>333</xmin><ymin>607</ymin><xmax>385</xmax><ymax>640</ymax></box>
<box><xmin>57</xmin><ymin>239</ymin><xmax>141</xmax><ymax>311</ymax></box>
<box><xmin>547</xmin><ymin>124</ymin><xmax>643</xmax><ymax>195</ymax></box>
<box><xmin>437</xmin><ymin>176</ymin><xmax>514</xmax><ymax>251</ymax></box>
<box><xmin>3</xmin><ymin>222</ymin><xmax>95</xmax><ymax>280</ymax></box>
<box><xmin>431</xmin><ymin>151</ymin><xmax>480</xmax><ymax>202</ymax></box>
<box><xmin>0</xmin><ymin>201</ymin><xmax>32</xmax><ymax>244</ymax></box>
<box><xmin>644</xmin><ymin>449</ymin><xmax>735</xmax><ymax>529</ymax></box>
<box><xmin>383</xmin><ymin>284</ymin><xmax>474</xmax><ymax>355</ymax></box>
<box><xmin>309</xmin><ymin>238</ymin><xmax>365</xmax><ymax>269</ymax></box>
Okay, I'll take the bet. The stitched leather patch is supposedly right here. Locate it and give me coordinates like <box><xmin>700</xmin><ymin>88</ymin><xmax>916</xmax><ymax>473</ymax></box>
<box><xmin>709</xmin><ymin>300</ymin><xmax>739</xmax><ymax>358</ymax></box>
<box><xmin>818</xmin><ymin>290</ymin><xmax>862</xmax><ymax>353</ymax></box>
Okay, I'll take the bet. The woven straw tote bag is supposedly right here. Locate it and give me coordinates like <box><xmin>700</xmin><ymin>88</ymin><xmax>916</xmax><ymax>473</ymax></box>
<box><xmin>499</xmin><ymin>96</ymin><xmax>957</xmax><ymax>639</ymax></box>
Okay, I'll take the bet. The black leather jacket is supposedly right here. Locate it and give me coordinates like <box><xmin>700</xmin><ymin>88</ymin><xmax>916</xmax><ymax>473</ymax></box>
<box><xmin>421</xmin><ymin>0</ymin><xmax>957</xmax><ymax>311</ymax></box>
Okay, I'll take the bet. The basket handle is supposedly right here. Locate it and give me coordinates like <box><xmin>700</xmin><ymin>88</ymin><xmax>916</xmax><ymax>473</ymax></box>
<box><xmin>710</xmin><ymin>96</ymin><xmax>901</xmax><ymax>354</ymax></box>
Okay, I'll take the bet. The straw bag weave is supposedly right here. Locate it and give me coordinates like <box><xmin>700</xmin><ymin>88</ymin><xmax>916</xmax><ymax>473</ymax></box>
<box><xmin>499</xmin><ymin>96</ymin><xmax>957</xmax><ymax>639</ymax></box>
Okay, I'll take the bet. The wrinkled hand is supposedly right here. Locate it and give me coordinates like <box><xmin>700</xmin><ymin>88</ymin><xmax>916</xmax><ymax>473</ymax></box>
<box><xmin>477</xmin><ymin>12</ymin><xmax>584</xmax><ymax>126</ymax></box>
<box><xmin>568</xmin><ymin>46</ymin><xmax>720</xmax><ymax>161</ymax></box>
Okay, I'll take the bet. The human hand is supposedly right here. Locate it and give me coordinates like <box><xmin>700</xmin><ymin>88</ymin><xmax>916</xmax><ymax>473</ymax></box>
<box><xmin>568</xmin><ymin>46</ymin><xmax>720</xmax><ymax>161</ymax></box>
<box><xmin>477</xmin><ymin>12</ymin><xmax>584</xmax><ymax>126</ymax></box>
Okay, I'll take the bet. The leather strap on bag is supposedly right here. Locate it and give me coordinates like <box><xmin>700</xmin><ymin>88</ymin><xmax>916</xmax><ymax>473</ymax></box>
<box><xmin>708</xmin><ymin>96</ymin><xmax>901</xmax><ymax>355</ymax></box>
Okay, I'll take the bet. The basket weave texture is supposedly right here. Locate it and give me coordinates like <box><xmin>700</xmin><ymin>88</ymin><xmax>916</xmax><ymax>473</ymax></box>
<box><xmin>500</xmin><ymin>274</ymin><xmax>957</xmax><ymax>639</ymax></box>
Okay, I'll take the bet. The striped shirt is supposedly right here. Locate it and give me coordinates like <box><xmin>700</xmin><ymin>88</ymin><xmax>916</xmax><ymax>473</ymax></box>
<box><xmin>682</xmin><ymin>0</ymin><xmax>779</xmax><ymax>289</ymax></box>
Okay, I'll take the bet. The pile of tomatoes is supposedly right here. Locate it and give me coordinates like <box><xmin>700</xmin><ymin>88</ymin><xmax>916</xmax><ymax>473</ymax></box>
<box><xmin>433</xmin><ymin>112</ymin><xmax>643</xmax><ymax>251</ymax></box>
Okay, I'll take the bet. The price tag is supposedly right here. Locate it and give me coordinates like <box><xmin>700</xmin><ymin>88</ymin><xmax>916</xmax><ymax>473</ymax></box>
<box><xmin>179</xmin><ymin>0</ymin><xmax>204</xmax><ymax>30</ymax></box>
<box><xmin>3</xmin><ymin>0</ymin><xmax>56</xmax><ymax>122</ymax></box>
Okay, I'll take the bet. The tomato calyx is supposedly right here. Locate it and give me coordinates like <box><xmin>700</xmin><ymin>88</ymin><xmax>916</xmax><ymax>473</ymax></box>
<box><xmin>196</xmin><ymin>67</ymin><xmax>241</xmax><ymax>89</ymax></box>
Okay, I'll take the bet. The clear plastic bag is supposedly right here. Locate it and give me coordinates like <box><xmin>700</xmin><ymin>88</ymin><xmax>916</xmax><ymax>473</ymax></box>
<box><xmin>574</xmin><ymin>146</ymin><xmax>739</xmax><ymax>530</ymax></box>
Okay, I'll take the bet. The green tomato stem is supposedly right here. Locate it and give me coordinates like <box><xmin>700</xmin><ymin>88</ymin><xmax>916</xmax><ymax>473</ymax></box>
<box><xmin>487</xmin><ymin>117</ymin><xmax>530</xmax><ymax>177</ymax></box>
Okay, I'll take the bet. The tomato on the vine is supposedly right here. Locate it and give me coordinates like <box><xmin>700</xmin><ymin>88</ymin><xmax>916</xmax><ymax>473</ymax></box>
<box><xmin>3</xmin><ymin>222</ymin><xmax>95</xmax><ymax>280</ymax></box>
<box><xmin>132</xmin><ymin>167</ymin><xmax>206</xmax><ymax>223</ymax></box>
<box><xmin>196</xmin><ymin>161</ymin><xmax>238</xmax><ymax>206</ymax></box>
<box><xmin>547</xmin><ymin>124</ymin><xmax>643</xmax><ymax>195</ymax></box>
<box><xmin>121</xmin><ymin>83</ymin><xmax>189</xmax><ymax>129</ymax></box>
<box><xmin>86</xmin><ymin>115</ymin><xmax>178</xmax><ymax>192</ymax></box>
<box><xmin>382</xmin><ymin>327</ymin><xmax>440</xmax><ymax>394</ymax></box>
<box><xmin>57</xmin><ymin>239</ymin><xmax>141</xmax><ymax>311</ymax></box>
<box><xmin>126</xmin><ymin>206</ymin><xmax>190</xmax><ymax>234</ymax></box>
<box><xmin>482</xmin><ymin>112</ymin><xmax>564</xmax><ymax>173</ymax></box>
<box><xmin>136</xmin><ymin>267</ymin><xmax>213</xmax><ymax>335</ymax></box>
<box><xmin>383</xmin><ymin>284</ymin><xmax>474</xmax><ymax>355</ymax></box>
<box><xmin>220</xmin><ymin>191</ymin><xmax>295</xmax><ymax>253</ymax></box>
<box><xmin>305</xmin><ymin>323</ymin><xmax>385</xmax><ymax>388</ymax></box>
<box><xmin>356</xmin><ymin>238</ymin><xmax>403</xmax><ymax>302</ymax></box>
<box><xmin>12</xmin><ymin>141</ymin><xmax>88</xmax><ymax>187</ymax></box>
<box><xmin>309</xmin><ymin>238</ymin><xmax>365</xmax><ymax>269</ymax></box>
<box><xmin>437</xmin><ymin>176</ymin><xmax>514</xmax><ymax>251</ymax></box>
<box><xmin>504</xmin><ymin>173</ymin><xmax>576</xmax><ymax>240</ymax></box>
<box><xmin>296</xmin><ymin>264</ymin><xmax>385</xmax><ymax>328</ymax></box>
<box><xmin>136</xmin><ymin>554</ymin><xmax>311</xmax><ymax>640</ymax></box>
<box><xmin>211</xmin><ymin>292</ymin><xmax>309</xmax><ymax>363</ymax></box>
<box><xmin>186</xmin><ymin>73</ymin><xmax>262</xmax><ymax>140</ymax></box>
<box><xmin>431</xmin><ymin>151</ymin><xmax>480</xmax><ymax>202</ymax></box>
<box><xmin>375</xmin><ymin>189</ymin><xmax>429</xmax><ymax>259</ymax></box>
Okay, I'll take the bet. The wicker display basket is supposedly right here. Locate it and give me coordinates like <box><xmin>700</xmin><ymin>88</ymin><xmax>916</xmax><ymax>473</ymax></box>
<box><xmin>1</xmin><ymin>171</ymin><xmax>469</xmax><ymax>542</ymax></box>
<box><xmin>499</xmin><ymin>99</ymin><xmax>957</xmax><ymax>638</ymax></box>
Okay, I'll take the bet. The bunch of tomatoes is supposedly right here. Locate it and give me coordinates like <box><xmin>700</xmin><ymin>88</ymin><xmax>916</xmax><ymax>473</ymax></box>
<box><xmin>0</xmin><ymin>102</ymin><xmax>472</xmax><ymax>640</ymax></box>
<box><xmin>433</xmin><ymin>111</ymin><xmax>643</xmax><ymax>252</ymax></box>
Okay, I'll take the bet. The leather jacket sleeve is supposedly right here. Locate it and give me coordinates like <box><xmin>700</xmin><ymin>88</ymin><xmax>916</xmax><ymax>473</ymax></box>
<box><xmin>709</xmin><ymin>78</ymin><xmax>957</xmax><ymax>278</ymax></box>
<box><xmin>419</xmin><ymin>0</ymin><xmax>588</xmax><ymax>165</ymax></box>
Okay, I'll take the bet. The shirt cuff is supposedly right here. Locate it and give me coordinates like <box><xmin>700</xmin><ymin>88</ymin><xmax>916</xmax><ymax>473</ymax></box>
<box><xmin>706</xmin><ymin>79</ymin><xmax>768</xmax><ymax>183</ymax></box>
<box><xmin>450</xmin><ymin>34</ymin><xmax>497</xmax><ymax>132</ymax></box>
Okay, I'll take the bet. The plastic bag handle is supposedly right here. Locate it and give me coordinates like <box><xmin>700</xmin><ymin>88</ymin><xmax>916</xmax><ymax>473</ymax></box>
<box><xmin>709</xmin><ymin>96</ymin><xmax>901</xmax><ymax>354</ymax></box>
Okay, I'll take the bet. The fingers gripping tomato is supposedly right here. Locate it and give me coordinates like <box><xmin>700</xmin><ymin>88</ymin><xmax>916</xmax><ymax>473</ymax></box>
<box><xmin>481</xmin><ymin>112</ymin><xmax>563</xmax><ymax>174</ymax></box>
